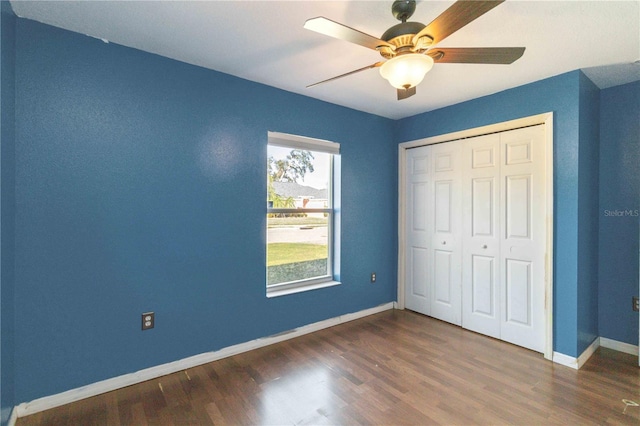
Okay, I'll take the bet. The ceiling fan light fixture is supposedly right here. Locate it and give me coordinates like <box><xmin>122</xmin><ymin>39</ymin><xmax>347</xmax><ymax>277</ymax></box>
<box><xmin>379</xmin><ymin>53</ymin><xmax>434</xmax><ymax>90</ymax></box>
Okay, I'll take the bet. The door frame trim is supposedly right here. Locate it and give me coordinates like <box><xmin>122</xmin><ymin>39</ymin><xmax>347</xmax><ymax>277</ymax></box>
<box><xmin>397</xmin><ymin>112</ymin><xmax>554</xmax><ymax>360</ymax></box>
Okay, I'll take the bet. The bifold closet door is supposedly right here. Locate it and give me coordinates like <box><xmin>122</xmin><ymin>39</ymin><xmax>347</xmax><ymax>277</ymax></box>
<box><xmin>429</xmin><ymin>142</ymin><xmax>462</xmax><ymax>325</ymax></box>
<box><xmin>461</xmin><ymin>125</ymin><xmax>546</xmax><ymax>353</ymax></box>
<box><xmin>499</xmin><ymin>125</ymin><xmax>546</xmax><ymax>353</ymax></box>
<box><xmin>405</xmin><ymin>143</ymin><xmax>462</xmax><ymax>324</ymax></box>
<box><xmin>405</xmin><ymin>146</ymin><xmax>431</xmax><ymax>316</ymax></box>
<box><xmin>462</xmin><ymin>134</ymin><xmax>501</xmax><ymax>339</ymax></box>
<box><xmin>404</xmin><ymin>125</ymin><xmax>546</xmax><ymax>353</ymax></box>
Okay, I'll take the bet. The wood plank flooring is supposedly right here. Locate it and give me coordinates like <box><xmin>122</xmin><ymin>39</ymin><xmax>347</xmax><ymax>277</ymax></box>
<box><xmin>17</xmin><ymin>309</ymin><xmax>640</xmax><ymax>425</ymax></box>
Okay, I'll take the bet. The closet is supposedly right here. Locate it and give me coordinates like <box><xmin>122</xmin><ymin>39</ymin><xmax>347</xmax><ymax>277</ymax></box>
<box><xmin>404</xmin><ymin>125</ymin><xmax>547</xmax><ymax>353</ymax></box>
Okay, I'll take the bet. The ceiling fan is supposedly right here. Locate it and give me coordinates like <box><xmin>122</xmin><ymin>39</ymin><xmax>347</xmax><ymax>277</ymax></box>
<box><xmin>304</xmin><ymin>0</ymin><xmax>525</xmax><ymax>100</ymax></box>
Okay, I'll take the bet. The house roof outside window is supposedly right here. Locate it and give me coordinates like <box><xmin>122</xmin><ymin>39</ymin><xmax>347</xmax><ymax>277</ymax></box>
<box><xmin>272</xmin><ymin>181</ymin><xmax>327</xmax><ymax>200</ymax></box>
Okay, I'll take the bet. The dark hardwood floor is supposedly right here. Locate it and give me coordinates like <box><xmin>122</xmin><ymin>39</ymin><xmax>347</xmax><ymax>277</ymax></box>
<box><xmin>17</xmin><ymin>309</ymin><xmax>640</xmax><ymax>425</ymax></box>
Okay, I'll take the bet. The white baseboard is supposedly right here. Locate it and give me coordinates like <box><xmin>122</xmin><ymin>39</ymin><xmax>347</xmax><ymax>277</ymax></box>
<box><xmin>577</xmin><ymin>337</ymin><xmax>601</xmax><ymax>368</ymax></box>
<box><xmin>552</xmin><ymin>336</ymin><xmax>639</xmax><ymax>370</ymax></box>
<box><xmin>553</xmin><ymin>337</ymin><xmax>600</xmax><ymax>370</ymax></box>
<box><xmin>552</xmin><ymin>351</ymin><xmax>579</xmax><ymax>369</ymax></box>
<box><xmin>600</xmin><ymin>337</ymin><xmax>639</xmax><ymax>356</ymax></box>
<box><xmin>15</xmin><ymin>302</ymin><xmax>394</xmax><ymax>419</ymax></box>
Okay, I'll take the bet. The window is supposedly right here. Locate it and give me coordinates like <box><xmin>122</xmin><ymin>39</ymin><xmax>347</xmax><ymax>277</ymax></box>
<box><xmin>266</xmin><ymin>132</ymin><xmax>340</xmax><ymax>297</ymax></box>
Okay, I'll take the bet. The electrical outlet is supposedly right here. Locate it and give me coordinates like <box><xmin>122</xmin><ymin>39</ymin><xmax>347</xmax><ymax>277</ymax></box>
<box><xmin>633</xmin><ymin>297</ymin><xmax>639</xmax><ymax>312</ymax></box>
<box><xmin>142</xmin><ymin>312</ymin><xmax>155</xmax><ymax>330</ymax></box>
<box><xmin>371</xmin><ymin>272</ymin><xmax>376</xmax><ymax>283</ymax></box>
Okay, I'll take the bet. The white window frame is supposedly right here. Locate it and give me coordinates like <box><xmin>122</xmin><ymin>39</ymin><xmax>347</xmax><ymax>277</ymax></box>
<box><xmin>267</xmin><ymin>131</ymin><xmax>341</xmax><ymax>297</ymax></box>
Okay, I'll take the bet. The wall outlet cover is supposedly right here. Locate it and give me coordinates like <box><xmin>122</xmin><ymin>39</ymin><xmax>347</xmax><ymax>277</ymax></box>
<box><xmin>142</xmin><ymin>312</ymin><xmax>155</xmax><ymax>330</ymax></box>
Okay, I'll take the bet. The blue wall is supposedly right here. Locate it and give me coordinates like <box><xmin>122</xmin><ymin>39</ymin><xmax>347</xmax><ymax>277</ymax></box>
<box><xmin>395</xmin><ymin>71</ymin><xmax>584</xmax><ymax>356</ymax></box>
<box><xmin>13</xmin><ymin>19</ymin><xmax>397</xmax><ymax>403</ymax></box>
<box><xmin>0</xmin><ymin>1</ymin><xmax>16</xmax><ymax>423</ymax></box>
<box><xmin>598</xmin><ymin>80</ymin><xmax>640</xmax><ymax>345</ymax></box>
<box><xmin>576</xmin><ymin>72</ymin><xmax>600</xmax><ymax>353</ymax></box>
<box><xmin>2</xmin><ymin>12</ymin><xmax>638</xmax><ymax>410</ymax></box>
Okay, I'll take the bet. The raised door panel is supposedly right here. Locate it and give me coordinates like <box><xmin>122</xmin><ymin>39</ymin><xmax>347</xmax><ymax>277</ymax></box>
<box><xmin>505</xmin><ymin>259</ymin><xmax>532</xmax><ymax>326</ymax></box>
<box><xmin>433</xmin><ymin>250</ymin><xmax>452</xmax><ymax>304</ymax></box>
<box><xmin>412</xmin><ymin>182</ymin><xmax>428</xmax><ymax>233</ymax></box>
<box><xmin>471</xmin><ymin>255</ymin><xmax>495</xmax><ymax>317</ymax></box>
<box><xmin>410</xmin><ymin>247</ymin><xmax>429</xmax><ymax>299</ymax></box>
<box><xmin>505</xmin><ymin>175</ymin><xmax>532</xmax><ymax>239</ymax></box>
<box><xmin>434</xmin><ymin>181</ymin><xmax>452</xmax><ymax>233</ymax></box>
<box><xmin>472</xmin><ymin>178</ymin><xmax>495</xmax><ymax>237</ymax></box>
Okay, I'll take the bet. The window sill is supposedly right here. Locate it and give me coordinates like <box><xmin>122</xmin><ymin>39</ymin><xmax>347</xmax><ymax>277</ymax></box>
<box><xmin>266</xmin><ymin>280</ymin><xmax>341</xmax><ymax>298</ymax></box>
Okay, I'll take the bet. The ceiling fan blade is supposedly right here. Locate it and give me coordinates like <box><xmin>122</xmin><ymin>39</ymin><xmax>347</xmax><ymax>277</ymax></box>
<box><xmin>307</xmin><ymin>62</ymin><xmax>384</xmax><ymax>88</ymax></box>
<box><xmin>397</xmin><ymin>86</ymin><xmax>417</xmax><ymax>101</ymax></box>
<box><xmin>412</xmin><ymin>1</ymin><xmax>504</xmax><ymax>47</ymax></box>
<box><xmin>427</xmin><ymin>47</ymin><xmax>525</xmax><ymax>64</ymax></box>
<box><xmin>305</xmin><ymin>17</ymin><xmax>395</xmax><ymax>51</ymax></box>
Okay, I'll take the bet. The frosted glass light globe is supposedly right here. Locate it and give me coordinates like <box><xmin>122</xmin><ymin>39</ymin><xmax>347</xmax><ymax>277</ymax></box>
<box><xmin>380</xmin><ymin>54</ymin><xmax>434</xmax><ymax>89</ymax></box>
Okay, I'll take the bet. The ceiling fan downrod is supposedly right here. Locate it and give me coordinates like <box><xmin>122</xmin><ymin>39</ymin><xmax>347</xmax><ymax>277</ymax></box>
<box><xmin>392</xmin><ymin>0</ymin><xmax>416</xmax><ymax>22</ymax></box>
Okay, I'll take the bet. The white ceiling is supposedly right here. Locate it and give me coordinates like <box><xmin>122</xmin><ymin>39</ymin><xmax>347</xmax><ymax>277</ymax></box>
<box><xmin>10</xmin><ymin>0</ymin><xmax>640</xmax><ymax>119</ymax></box>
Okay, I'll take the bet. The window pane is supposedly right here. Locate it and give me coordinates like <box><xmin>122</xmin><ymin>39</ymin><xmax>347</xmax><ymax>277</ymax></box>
<box><xmin>267</xmin><ymin>214</ymin><xmax>329</xmax><ymax>285</ymax></box>
<box><xmin>267</xmin><ymin>144</ymin><xmax>333</xmax><ymax>288</ymax></box>
<box><xmin>267</xmin><ymin>147</ymin><xmax>330</xmax><ymax>208</ymax></box>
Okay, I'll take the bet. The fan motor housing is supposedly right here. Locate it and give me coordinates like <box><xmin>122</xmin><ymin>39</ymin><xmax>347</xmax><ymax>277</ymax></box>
<box><xmin>379</xmin><ymin>21</ymin><xmax>431</xmax><ymax>58</ymax></box>
<box><xmin>381</xmin><ymin>21</ymin><xmax>424</xmax><ymax>43</ymax></box>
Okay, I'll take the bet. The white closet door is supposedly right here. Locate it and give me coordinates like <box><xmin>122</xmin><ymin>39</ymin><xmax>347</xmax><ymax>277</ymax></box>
<box><xmin>429</xmin><ymin>143</ymin><xmax>462</xmax><ymax>325</ymax></box>
<box><xmin>405</xmin><ymin>146</ymin><xmax>431</xmax><ymax>316</ymax></box>
<box><xmin>404</xmin><ymin>124</ymin><xmax>547</xmax><ymax>353</ymax></box>
<box><xmin>462</xmin><ymin>134</ymin><xmax>501</xmax><ymax>338</ymax></box>
<box><xmin>499</xmin><ymin>125</ymin><xmax>546</xmax><ymax>352</ymax></box>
